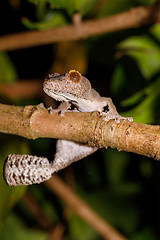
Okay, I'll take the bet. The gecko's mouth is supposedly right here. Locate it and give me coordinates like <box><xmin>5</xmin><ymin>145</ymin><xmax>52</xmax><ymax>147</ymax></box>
<box><xmin>44</xmin><ymin>87</ymin><xmax>79</xmax><ymax>103</ymax></box>
<box><xmin>44</xmin><ymin>87</ymin><xmax>80</xmax><ymax>109</ymax></box>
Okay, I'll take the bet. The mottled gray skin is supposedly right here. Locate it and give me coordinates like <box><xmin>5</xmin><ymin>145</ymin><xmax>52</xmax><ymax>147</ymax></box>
<box><xmin>43</xmin><ymin>70</ymin><xmax>133</xmax><ymax>122</ymax></box>
<box><xmin>43</xmin><ymin>70</ymin><xmax>108</xmax><ymax>112</ymax></box>
<box><xmin>4</xmin><ymin>70</ymin><xmax>133</xmax><ymax>186</ymax></box>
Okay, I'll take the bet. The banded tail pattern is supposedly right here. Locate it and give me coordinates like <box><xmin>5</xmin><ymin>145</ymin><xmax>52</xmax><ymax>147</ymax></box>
<box><xmin>4</xmin><ymin>140</ymin><xmax>97</xmax><ymax>186</ymax></box>
<box><xmin>4</xmin><ymin>154</ymin><xmax>53</xmax><ymax>186</ymax></box>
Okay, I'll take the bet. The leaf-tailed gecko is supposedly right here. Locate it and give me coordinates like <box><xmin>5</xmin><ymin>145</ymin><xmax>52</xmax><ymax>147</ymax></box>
<box><xmin>4</xmin><ymin>70</ymin><xmax>133</xmax><ymax>186</ymax></box>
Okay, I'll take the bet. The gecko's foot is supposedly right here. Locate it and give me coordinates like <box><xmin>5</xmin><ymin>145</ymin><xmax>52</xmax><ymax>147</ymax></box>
<box><xmin>101</xmin><ymin>112</ymin><xmax>133</xmax><ymax>123</ymax></box>
<box><xmin>48</xmin><ymin>107</ymin><xmax>78</xmax><ymax>116</ymax></box>
<box><xmin>48</xmin><ymin>106</ymin><xmax>59</xmax><ymax>115</ymax></box>
<box><xmin>37</xmin><ymin>103</ymin><xmax>45</xmax><ymax>109</ymax></box>
<box><xmin>124</xmin><ymin>116</ymin><xmax>133</xmax><ymax>122</ymax></box>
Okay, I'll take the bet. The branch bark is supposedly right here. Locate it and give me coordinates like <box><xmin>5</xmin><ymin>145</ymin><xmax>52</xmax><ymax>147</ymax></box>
<box><xmin>0</xmin><ymin>103</ymin><xmax>159</xmax><ymax>160</ymax></box>
<box><xmin>0</xmin><ymin>3</ymin><xmax>160</xmax><ymax>51</ymax></box>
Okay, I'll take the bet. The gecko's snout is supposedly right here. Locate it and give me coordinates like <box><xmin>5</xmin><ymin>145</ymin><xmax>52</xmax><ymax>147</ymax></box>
<box><xmin>43</xmin><ymin>79</ymin><xmax>47</xmax><ymax>87</ymax></box>
<box><xmin>43</xmin><ymin>80</ymin><xmax>48</xmax><ymax>91</ymax></box>
<box><xmin>43</xmin><ymin>78</ymin><xmax>54</xmax><ymax>89</ymax></box>
<box><xmin>43</xmin><ymin>77</ymin><xmax>63</xmax><ymax>94</ymax></box>
<box><xmin>43</xmin><ymin>79</ymin><xmax>53</xmax><ymax>94</ymax></box>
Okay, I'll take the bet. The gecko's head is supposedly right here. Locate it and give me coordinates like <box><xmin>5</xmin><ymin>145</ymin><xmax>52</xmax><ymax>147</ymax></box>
<box><xmin>43</xmin><ymin>70</ymin><xmax>91</xmax><ymax>101</ymax></box>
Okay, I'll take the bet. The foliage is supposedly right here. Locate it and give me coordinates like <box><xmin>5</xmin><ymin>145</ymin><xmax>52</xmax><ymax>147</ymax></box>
<box><xmin>0</xmin><ymin>0</ymin><xmax>159</xmax><ymax>239</ymax></box>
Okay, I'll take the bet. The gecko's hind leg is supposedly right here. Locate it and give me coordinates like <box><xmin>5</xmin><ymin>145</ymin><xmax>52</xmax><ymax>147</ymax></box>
<box><xmin>51</xmin><ymin>140</ymin><xmax>97</xmax><ymax>172</ymax></box>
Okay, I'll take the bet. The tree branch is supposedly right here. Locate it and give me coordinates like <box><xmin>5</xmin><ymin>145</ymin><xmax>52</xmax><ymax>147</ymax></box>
<box><xmin>45</xmin><ymin>175</ymin><xmax>128</xmax><ymax>240</ymax></box>
<box><xmin>0</xmin><ymin>103</ymin><xmax>159</xmax><ymax>160</ymax></box>
<box><xmin>0</xmin><ymin>3</ymin><xmax>160</xmax><ymax>51</ymax></box>
<box><xmin>0</xmin><ymin>80</ymin><xmax>42</xmax><ymax>99</ymax></box>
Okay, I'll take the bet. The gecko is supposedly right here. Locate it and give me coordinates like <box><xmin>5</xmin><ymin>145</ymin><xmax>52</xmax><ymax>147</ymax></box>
<box><xmin>4</xmin><ymin>70</ymin><xmax>133</xmax><ymax>186</ymax></box>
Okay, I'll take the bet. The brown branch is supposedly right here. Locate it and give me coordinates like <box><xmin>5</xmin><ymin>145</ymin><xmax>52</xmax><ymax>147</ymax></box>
<box><xmin>45</xmin><ymin>175</ymin><xmax>127</xmax><ymax>240</ymax></box>
<box><xmin>23</xmin><ymin>190</ymin><xmax>66</xmax><ymax>239</ymax></box>
<box><xmin>0</xmin><ymin>103</ymin><xmax>159</xmax><ymax>160</ymax></box>
<box><xmin>49</xmin><ymin>223</ymin><xmax>66</xmax><ymax>240</ymax></box>
<box><xmin>0</xmin><ymin>3</ymin><xmax>160</xmax><ymax>51</ymax></box>
<box><xmin>23</xmin><ymin>191</ymin><xmax>52</xmax><ymax>229</ymax></box>
<box><xmin>0</xmin><ymin>80</ymin><xmax>42</xmax><ymax>99</ymax></box>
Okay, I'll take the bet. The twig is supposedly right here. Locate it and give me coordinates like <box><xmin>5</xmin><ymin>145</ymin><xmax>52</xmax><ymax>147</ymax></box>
<box><xmin>23</xmin><ymin>190</ymin><xmax>66</xmax><ymax>239</ymax></box>
<box><xmin>0</xmin><ymin>4</ymin><xmax>160</xmax><ymax>51</ymax></box>
<box><xmin>0</xmin><ymin>103</ymin><xmax>159</xmax><ymax>160</ymax></box>
<box><xmin>45</xmin><ymin>175</ymin><xmax>128</xmax><ymax>240</ymax></box>
<box><xmin>49</xmin><ymin>223</ymin><xmax>66</xmax><ymax>240</ymax></box>
<box><xmin>0</xmin><ymin>80</ymin><xmax>42</xmax><ymax>99</ymax></box>
<box><xmin>23</xmin><ymin>191</ymin><xmax>52</xmax><ymax>229</ymax></box>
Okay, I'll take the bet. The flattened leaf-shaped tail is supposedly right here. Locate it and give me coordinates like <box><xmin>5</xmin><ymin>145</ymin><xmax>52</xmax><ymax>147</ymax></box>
<box><xmin>4</xmin><ymin>154</ymin><xmax>53</xmax><ymax>186</ymax></box>
<box><xmin>3</xmin><ymin>141</ymin><xmax>97</xmax><ymax>186</ymax></box>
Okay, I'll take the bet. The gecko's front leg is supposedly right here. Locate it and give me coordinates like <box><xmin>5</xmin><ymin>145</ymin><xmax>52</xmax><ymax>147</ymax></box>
<box><xmin>101</xmin><ymin>97</ymin><xmax>133</xmax><ymax>123</ymax></box>
<box><xmin>48</xmin><ymin>101</ymin><xmax>78</xmax><ymax>116</ymax></box>
<box><xmin>48</xmin><ymin>101</ymin><xmax>71</xmax><ymax>115</ymax></box>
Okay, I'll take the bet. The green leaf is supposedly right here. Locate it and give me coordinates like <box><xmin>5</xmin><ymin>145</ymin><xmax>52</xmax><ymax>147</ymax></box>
<box><xmin>0</xmin><ymin>52</ymin><xmax>17</xmax><ymax>83</ymax></box>
<box><xmin>79</xmin><ymin>0</ymin><xmax>97</xmax><ymax>16</ymax></box>
<box><xmin>103</xmin><ymin>149</ymin><xmax>129</xmax><ymax>184</ymax></box>
<box><xmin>27</xmin><ymin>0</ymin><xmax>97</xmax><ymax>17</ymax></box>
<box><xmin>1</xmin><ymin>213</ymin><xmax>48</xmax><ymax>240</ymax></box>
<box><xmin>110</xmin><ymin>55</ymin><xmax>146</xmax><ymax>101</ymax></box>
<box><xmin>69</xmin><ymin>214</ymin><xmax>98</xmax><ymax>240</ymax></box>
<box><xmin>121</xmin><ymin>77</ymin><xmax>160</xmax><ymax>123</ymax></box>
<box><xmin>118</xmin><ymin>35</ymin><xmax>160</xmax><ymax>79</ymax></box>
<box><xmin>22</xmin><ymin>12</ymin><xmax>67</xmax><ymax>30</ymax></box>
<box><xmin>121</xmin><ymin>91</ymin><xmax>145</xmax><ymax>107</ymax></box>
<box><xmin>150</xmin><ymin>23</ymin><xmax>160</xmax><ymax>41</ymax></box>
<box><xmin>27</xmin><ymin>0</ymin><xmax>80</xmax><ymax>15</ymax></box>
<box><xmin>98</xmin><ymin>0</ymin><xmax>136</xmax><ymax>17</ymax></box>
<box><xmin>46</xmin><ymin>0</ymin><xmax>80</xmax><ymax>15</ymax></box>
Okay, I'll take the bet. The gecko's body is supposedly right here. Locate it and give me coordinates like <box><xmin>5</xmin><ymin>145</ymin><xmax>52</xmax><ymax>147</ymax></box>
<box><xmin>4</xmin><ymin>70</ymin><xmax>133</xmax><ymax>186</ymax></box>
<box><xmin>43</xmin><ymin>70</ymin><xmax>130</xmax><ymax>122</ymax></box>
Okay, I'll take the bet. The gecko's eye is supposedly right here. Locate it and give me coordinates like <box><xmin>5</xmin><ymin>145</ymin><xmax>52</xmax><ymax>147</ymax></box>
<box><xmin>69</xmin><ymin>70</ymin><xmax>81</xmax><ymax>83</ymax></box>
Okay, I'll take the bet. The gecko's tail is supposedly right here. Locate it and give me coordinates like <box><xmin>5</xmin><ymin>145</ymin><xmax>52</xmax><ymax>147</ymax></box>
<box><xmin>3</xmin><ymin>154</ymin><xmax>53</xmax><ymax>186</ymax></box>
